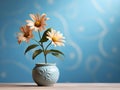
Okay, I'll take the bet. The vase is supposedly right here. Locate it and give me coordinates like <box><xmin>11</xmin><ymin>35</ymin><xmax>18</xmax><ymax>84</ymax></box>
<box><xmin>32</xmin><ymin>63</ymin><xmax>59</xmax><ymax>86</ymax></box>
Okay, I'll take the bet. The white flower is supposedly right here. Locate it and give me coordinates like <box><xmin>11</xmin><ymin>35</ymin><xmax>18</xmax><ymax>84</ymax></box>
<box><xmin>46</xmin><ymin>29</ymin><xmax>65</xmax><ymax>46</ymax></box>
<box><xmin>26</xmin><ymin>13</ymin><xmax>49</xmax><ymax>31</ymax></box>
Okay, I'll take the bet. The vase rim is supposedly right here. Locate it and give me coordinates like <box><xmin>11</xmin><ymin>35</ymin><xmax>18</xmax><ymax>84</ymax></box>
<box><xmin>35</xmin><ymin>63</ymin><xmax>56</xmax><ymax>66</ymax></box>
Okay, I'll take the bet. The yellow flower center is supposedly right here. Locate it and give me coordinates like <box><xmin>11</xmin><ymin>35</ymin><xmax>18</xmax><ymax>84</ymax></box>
<box><xmin>52</xmin><ymin>37</ymin><xmax>58</xmax><ymax>42</ymax></box>
<box><xmin>34</xmin><ymin>21</ymin><xmax>41</xmax><ymax>27</ymax></box>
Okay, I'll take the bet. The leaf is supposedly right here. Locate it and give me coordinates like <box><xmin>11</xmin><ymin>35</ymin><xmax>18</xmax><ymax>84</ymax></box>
<box><xmin>51</xmin><ymin>52</ymin><xmax>64</xmax><ymax>60</ymax></box>
<box><xmin>51</xmin><ymin>52</ymin><xmax>60</xmax><ymax>57</ymax></box>
<box><xmin>46</xmin><ymin>49</ymin><xmax>64</xmax><ymax>60</ymax></box>
<box><xmin>24</xmin><ymin>44</ymin><xmax>39</xmax><ymax>54</ymax></box>
<box><xmin>32</xmin><ymin>49</ymin><xmax>43</xmax><ymax>60</ymax></box>
<box><xmin>40</xmin><ymin>28</ymin><xmax>51</xmax><ymax>42</ymax></box>
<box><xmin>50</xmin><ymin>49</ymin><xmax>64</xmax><ymax>56</ymax></box>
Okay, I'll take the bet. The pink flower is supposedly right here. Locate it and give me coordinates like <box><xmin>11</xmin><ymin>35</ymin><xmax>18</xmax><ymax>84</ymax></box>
<box><xmin>17</xmin><ymin>25</ymin><xmax>33</xmax><ymax>44</ymax></box>
<box><xmin>26</xmin><ymin>13</ymin><xmax>49</xmax><ymax>32</ymax></box>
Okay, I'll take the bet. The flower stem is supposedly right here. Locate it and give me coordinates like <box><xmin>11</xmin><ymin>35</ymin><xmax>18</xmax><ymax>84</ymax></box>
<box><xmin>45</xmin><ymin>41</ymin><xmax>52</xmax><ymax>51</ymax></box>
<box><xmin>38</xmin><ymin>30</ymin><xmax>47</xmax><ymax>64</ymax></box>
<box><xmin>32</xmin><ymin>38</ymin><xmax>39</xmax><ymax>44</ymax></box>
<box><xmin>44</xmin><ymin>54</ymin><xmax>47</xmax><ymax>63</ymax></box>
<box><xmin>32</xmin><ymin>38</ymin><xmax>42</xmax><ymax>47</ymax></box>
<box><xmin>38</xmin><ymin>30</ymin><xmax>42</xmax><ymax>40</ymax></box>
<box><xmin>43</xmin><ymin>42</ymin><xmax>52</xmax><ymax>64</ymax></box>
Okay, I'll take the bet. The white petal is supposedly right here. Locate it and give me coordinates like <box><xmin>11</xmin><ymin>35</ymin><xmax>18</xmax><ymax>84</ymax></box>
<box><xmin>27</xmin><ymin>23</ymin><xmax>34</xmax><ymax>26</ymax></box>
<box><xmin>46</xmin><ymin>36</ymin><xmax>52</xmax><ymax>40</ymax></box>
<box><xmin>46</xmin><ymin>17</ymin><xmax>50</xmax><ymax>20</ymax></box>
<box><xmin>52</xmin><ymin>42</ymin><xmax>56</xmax><ymax>47</ymax></box>
<box><xmin>26</xmin><ymin>20</ymin><xmax>34</xmax><ymax>24</ymax></box>
<box><xmin>34</xmin><ymin>27</ymin><xmax>39</xmax><ymax>31</ymax></box>
<box><xmin>18</xmin><ymin>34</ymin><xmax>26</xmax><ymax>41</ymax></box>
<box><xmin>36</xmin><ymin>13</ymin><xmax>41</xmax><ymax>20</ymax></box>
<box><xmin>29</xmin><ymin>14</ymin><xmax>36</xmax><ymax>21</ymax></box>
<box><xmin>41</xmin><ymin>13</ymin><xmax>46</xmax><ymax>16</ymax></box>
<box><xmin>30</xmin><ymin>26</ymin><xmax>35</xmax><ymax>30</ymax></box>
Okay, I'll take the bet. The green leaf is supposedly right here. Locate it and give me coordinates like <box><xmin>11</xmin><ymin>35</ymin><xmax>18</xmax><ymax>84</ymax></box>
<box><xmin>24</xmin><ymin>44</ymin><xmax>39</xmax><ymax>54</ymax></box>
<box><xmin>51</xmin><ymin>52</ymin><xmax>64</xmax><ymax>60</ymax></box>
<box><xmin>50</xmin><ymin>49</ymin><xmax>64</xmax><ymax>55</ymax></box>
<box><xmin>32</xmin><ymin>49</ymin><xmax>43</xmax><ymax>60</ymax></box>
<box><xmin>46</xmin><ymin>49</ymin><xmax>64</xmax><ymax>60</ymax></box>
<box><xmin>40</xmin><ymin>28</ymin><xmax>51</xmax><ymax>42</ymax></box>
<box><xmin>51</xmin><ymin>52</ymin><xmax>60</xmax><ymax>57</ymax></box>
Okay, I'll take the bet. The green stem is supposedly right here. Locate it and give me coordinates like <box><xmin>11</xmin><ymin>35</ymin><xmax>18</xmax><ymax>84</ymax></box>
<box><xmin>43</xmin><ymin>42</ymin><xmax>52</xmax><ymax>64</ymax></box>
<box><xmin>37</xmin><ymin>30</ymin><xmax>47</xmax><ymax>64</ymax></box>
<box><xmin>45</xmin><ymin>41</ymin><xmax>52</xmax><ymax>51</ymax></box>
<box><xmin>38</xmin><ymin>30</ymin><xmax>42</xmax><ymax>40</ymax></box>
<box><xmin>44</xmin><ymin>54</ymin><xmax>47</xmax><ymax>63</ymax></box>
<box><xmin>32</xmin><ymin>38</ymin><xmax>40</xmax><ymax>45</ymax></box>
<box><xmin>32</xmin><ymin>38</ymin><xmax>42</xmax><ymax>47</ymax></box>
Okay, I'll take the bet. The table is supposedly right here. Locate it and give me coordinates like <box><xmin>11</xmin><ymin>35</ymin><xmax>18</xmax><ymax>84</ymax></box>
<box><xmin>0</xmin><ymin>83</ymin><xmax>120</xmax><ymax>90</ymax></box>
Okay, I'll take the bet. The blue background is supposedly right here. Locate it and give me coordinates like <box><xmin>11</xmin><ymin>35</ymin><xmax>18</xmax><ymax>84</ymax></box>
<box><xmin>0</xmin><ymin>0</ymin><xmax>120</xmax><ymax>82</ymax></box>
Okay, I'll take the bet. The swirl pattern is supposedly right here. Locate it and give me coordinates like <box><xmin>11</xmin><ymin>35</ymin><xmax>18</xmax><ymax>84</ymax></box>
<box><xmin>0</xmin><ymin>0</ymin><xmax>120</xmax><ymax>82</ymax></box>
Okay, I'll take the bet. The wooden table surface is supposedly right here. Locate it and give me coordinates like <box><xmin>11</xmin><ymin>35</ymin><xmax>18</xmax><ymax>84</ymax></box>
<box><xmin>0</xmin><ymin>83</ymin><xmax>120</xmax><ymax>90</ymax></box>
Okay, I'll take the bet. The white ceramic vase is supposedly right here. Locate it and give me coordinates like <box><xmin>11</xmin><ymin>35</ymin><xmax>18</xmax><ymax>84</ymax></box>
<box><xmin>32</xmin><ymin>63</ymin><xmax>59</xmax><ymax>86</ymax></box>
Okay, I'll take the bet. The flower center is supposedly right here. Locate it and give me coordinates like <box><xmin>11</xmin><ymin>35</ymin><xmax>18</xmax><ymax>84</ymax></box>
<box><xmin>34</xmin><ymin>21</ymin><xmax>41</xmax><ymax>27</ymax></box>
<box><xmin>24</xmin><ymin>33</ymin><xmax>29</xmax><ymax>38</ymax></box>
<box><xmin>52</xmin><ymin>37</ymin><xmax>58</xmax><ymax>42</ymax></box>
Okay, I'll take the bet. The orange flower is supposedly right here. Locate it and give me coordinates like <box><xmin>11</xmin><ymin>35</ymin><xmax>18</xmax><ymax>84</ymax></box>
<box><xmin>26</xmin><ymin>13</ymin><xmax>49</xmax><ymax>32</ymax></box>
<box><xmin>17</xmin><ymin>25</ymin><xmax>33</xmax><ymax>44</ymax></box>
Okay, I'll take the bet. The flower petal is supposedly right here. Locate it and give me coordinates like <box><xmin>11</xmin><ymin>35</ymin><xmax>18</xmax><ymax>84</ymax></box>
<box><xmin>46</xmin><ymin>29</ymin><xmax>65</xmax><ymax>47</ymax></box>
<box><xmin>29</xmin><ymin>14</ymin><xmax>36</xmax><ymax>21</ymax></box>
<box><xmin>26</xmin><ymin>13</ymin><xmax>49</xmax><ymax>32</ymax></box>
<box><xmin>26</xmin><ymin>20</ymin><xmax>34</xmax><ymax>24</ymax></box>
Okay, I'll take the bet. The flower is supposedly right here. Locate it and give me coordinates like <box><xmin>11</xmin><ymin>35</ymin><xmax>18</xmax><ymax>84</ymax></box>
<box><xmin>46</xmin><ymin>28</ymin><xmax>65</xmax><ymax>47</ymax></box>
<box><xmin>26</xmin><ymin>13</ymin><xmax>49</xmax><ymax>31</ymax></box>
<box><xmin>17</xmin><ymin>13</ymin><xmax>65</xmax><ymax>64</ymax></box>
<box><xmin>17</xmin><ymin>25</ymin><xmax>33</xmax><ymax>44</ymax></box>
